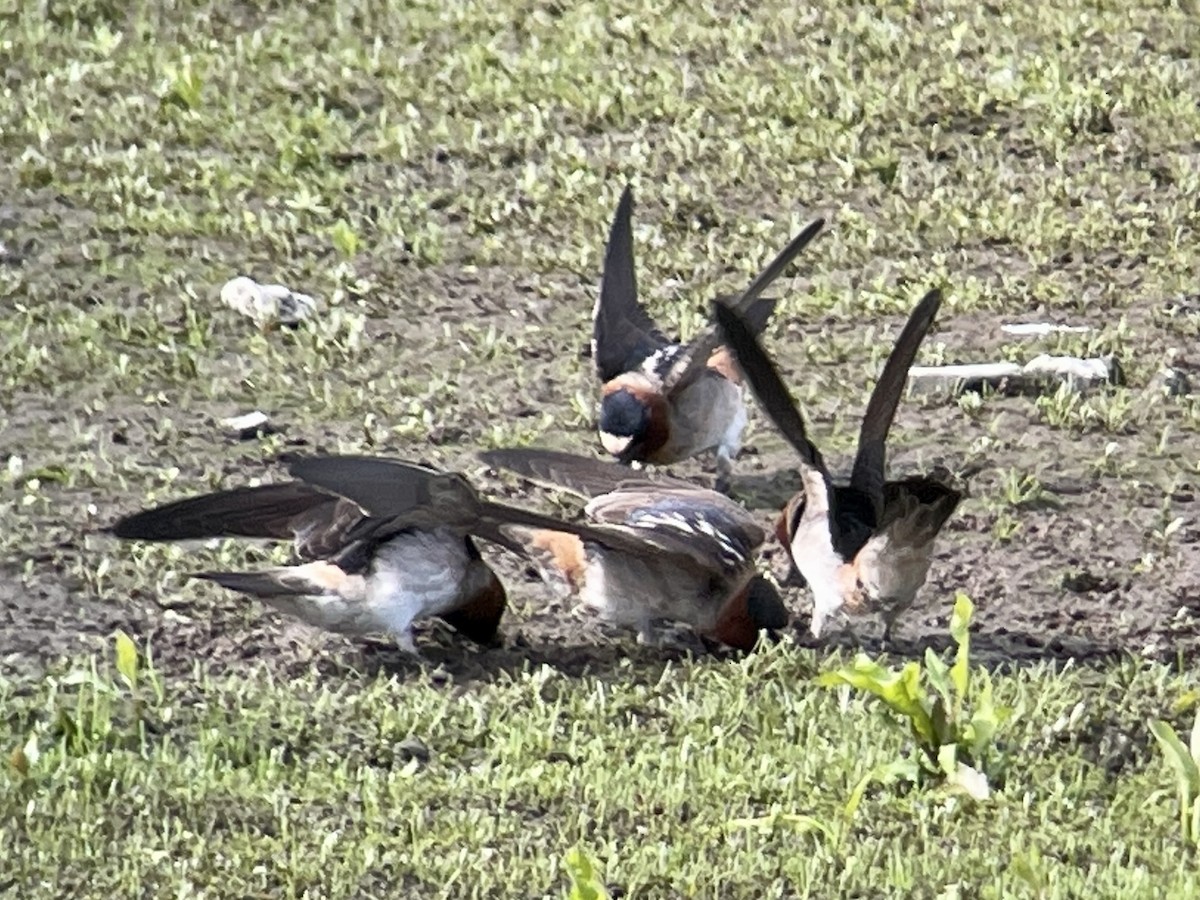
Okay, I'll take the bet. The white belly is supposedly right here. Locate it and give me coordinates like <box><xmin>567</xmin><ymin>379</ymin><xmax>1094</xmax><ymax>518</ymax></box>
<box><xmin>580</xmin><ymin>551</ymin><xmax>722</xmax><ymax>631</ymax></box>
<box><xmin>364</xmin><ymin>528</ymin><xmax>473</xmax><ymax>632</ymax></box>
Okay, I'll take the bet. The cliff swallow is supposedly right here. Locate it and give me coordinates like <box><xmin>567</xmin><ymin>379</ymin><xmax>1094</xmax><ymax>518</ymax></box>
<box><xmin>108</xmin><ymin>462</ymin><xmax>508</xmax><ymax>656</ymax></box>
<box><xmin>592</xmin><ymin>184</ymin><xmax>825</xmax><ymax>492</ymax></box>
<box><xmin>477</xmin><ymin>447</ymin><xmax>789</xmax><ymax>650</ymax></box>
<box><xmin>715</xmin><ymin>288</ymin><xmax>962</xmax><ymax>641</ymax></box>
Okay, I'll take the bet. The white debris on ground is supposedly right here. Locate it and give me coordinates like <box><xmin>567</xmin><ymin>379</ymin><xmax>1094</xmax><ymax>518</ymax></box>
<box><xmin>219</xmin><ymin>410</ymin><xmax>273</xmax><ymax>439</ymax></box>
<box><xmin>1000</xmin><ymin>322</ymin><xmax>1094</xmax><ymax>337</ymax></box>
<box><xmin>220</xmin><ymin>276</ymin><xmax>319</xmax><ymax>328</ymax></box>
<box><xmin>1022</xmin><ymin>353</ymin><xmax>1121</xmax><ymax>391</ymax></box>
<box><xmin>908</xmin><ymin>355</ymin><xmax>1123</xmax><ymax>396</ymax></box>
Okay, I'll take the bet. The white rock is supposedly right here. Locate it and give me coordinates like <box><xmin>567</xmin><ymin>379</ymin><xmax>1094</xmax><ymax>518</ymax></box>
<box><xmin>907</xmin><ymin>356</ymin><xmax>1122</xmax><ymax>397</ymax></box>
<box><xmin>220</xmin><ymin>276</ymin><xmax>318</xmax><ymax>327</ymax></box>
<box><xmin>220</xmin><ymin>410</ymin><xmax>271</xmax><ymax>439</ymax></box>
<box><xmin>1022</xmin><ymin>354</ymin><xmax>1120</xmax><ymax>390</ymax></box>
<box><xmin>1001</xmin><ymin>322</ymin><xmax>1093</xmax><ymax>337</ymax></box>
<box><xmin>907</xmin><ymin>363</ymin><xmax>1022</xmax><ymax>395</ymax></box>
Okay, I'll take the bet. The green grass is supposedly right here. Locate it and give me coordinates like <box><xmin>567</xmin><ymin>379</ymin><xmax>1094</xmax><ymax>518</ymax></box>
<box><xmin>4</xmin><ymin>0</ymin><xmax>1200</xmax><ymax>895</ymax></box>
<box><xmin>4</xmin><ymin>633</ymin><xmax>1200</xmax><ymax>897</ymax></box>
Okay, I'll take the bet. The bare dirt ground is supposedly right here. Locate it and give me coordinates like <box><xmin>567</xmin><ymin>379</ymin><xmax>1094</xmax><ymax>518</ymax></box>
<box><xmin>2</xmin><ymin>0</ymin><xmax>1199</xmax><ymax>687</ymax></box>
<box><xmin>4</xmin><ymin>258</ymin><xmax>1197</xmax><ymax>685</ymax></box>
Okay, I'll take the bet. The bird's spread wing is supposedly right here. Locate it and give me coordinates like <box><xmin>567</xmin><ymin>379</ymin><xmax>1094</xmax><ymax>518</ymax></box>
<box><xmin>584</xmin><ymin>488</ymin><xmax>764</xmax><ymax>576</ymax></box>
<box><xmin>478</xmin><ymin>447</ymin><xmax>697</xmax><ymax>500</ymax></box>
<box><xmin>288</xmin><ymin>455</ymin><xmax>483</xmax><ymax>528</ymax></box>
<box><xmin>663</xmin><ymin>216</ymin><xmax>825</xmax><ymax>396</ymax></box>
<box><xmin>713</xmin><ymin>299</ymin><xmax>827</xmax><ymax>474</ymax></box>
<box><xmin>849</xmin><ymin>288</ymin><xmax>944</xmax><ymax>521</ymax></box>
<box><xmin>591</xmin><ymin>184</ymin><xmax>671</xmax><ymax>382</ymax></box>
<box><xmin>108</xmin><ymin>480</ymin><xmax>363</xmax><ymax>560</ymax></box>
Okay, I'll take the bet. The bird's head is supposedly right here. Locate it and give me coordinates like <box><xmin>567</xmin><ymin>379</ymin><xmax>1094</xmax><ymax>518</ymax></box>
<box><xmin>598</xmin><ymin>379</ymin><xmax>669</xmax><ymax>464</ymax></box>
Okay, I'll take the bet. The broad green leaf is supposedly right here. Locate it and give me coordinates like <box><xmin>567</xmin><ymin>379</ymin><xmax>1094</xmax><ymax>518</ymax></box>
<box><xmin>818</xmin><ymin>658</ymin><xmax>936</xmax><ymax>751</ymax></box>
<box><xmin>114</xmin><ymin>630</ymin><xmax>139</xmax><ymax>690</ymax></box>
<box><xmin>924</xmin><ymin>648</ymin><xmax>954</xmax><ymax>714</ymax></box>
<box><xmin>565</xmin><ymin>848</ymin><xmax>610</xmax><ymax>900</ymax></box>
<box><xmin>1190</xmin><ymin>709</ymin><xmax>1200</xmax><ymax>764</ymax></box>
<box><xmin>1173</xmin><ymin>690</ymin><xmax>1200</xmax><ymax>714</ymax></box>
<box><xmin>967</xmin><ymin>711</ymin><xmax>998</xmax><ymax>759</ymax></box>
<box><xmin>1009</xmin><ymin>849</ymin><xmax>1046</xmax><ymax>892</ymax></box>
<box><xmin>1150</xmin><ymin>719</ymin><xmax>1200</xmax><ymax>789</ymax></box>
<box><xmin>728</xmin><ymin>812</ymin><xmax>835</xmax><ymax>842</ymax></box>
<box><xmin>1149</xmin><ymin>718</ymin><xmax>1200</xmax><ymax>836</ymax></box>
<box><xmin>815</xmin><ymin>654</ymin><xmax>897</xmax><ymax>691</ymax></box>
<box><xmin>898</xmin><ymin>663</ymin><xmax>936</xmax><ymax>746</ymax></box>
<box><xmin>330</xmin><ymin>218</ymin><xmax>360</xmax><ymax>257</ymax></box>
<box><xmin>967</xmin><ymin>678</ymin><xmax>1000</xmax><ymax>758</ymax></box>
<box><xmin>817</xmin><ymin>659</ymin><xmax>916</xmax><ymax>710</ymax></box>
<box><xmin>844</xmin><ymin>769</ymin><xmax>877</xmax><ymax>820</ymax></box>
<box><xmin>949</xmin><ymin>593</ymin><xmax>974</xmax><ymax>711</ymax></box>
<box><xmin>937</xmin><ymin>743</ymin><xmax>958</xmax><ymax>778</ymax></box>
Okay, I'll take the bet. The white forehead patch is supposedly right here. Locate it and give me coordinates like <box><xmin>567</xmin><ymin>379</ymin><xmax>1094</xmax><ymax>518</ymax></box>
<box><xmin>600</xmin><ymin>432</ymin><xmax>634</xmax><ymax>457</ymax></box>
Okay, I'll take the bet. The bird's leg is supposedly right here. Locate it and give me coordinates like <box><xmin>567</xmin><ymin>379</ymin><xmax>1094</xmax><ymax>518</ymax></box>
<box><xmin>879</xmin><ymin>608</ymin><xmax>903</xmax><ymax>651</ymax></box>
<box><xmin>836</xmin><ymin>613</ymin><xmax>863</xmax><ymax>649</ymax></box>
<box><xmin>781</xmin><ymin>558</ymin><xmax>807</xmax><ymax>588</ymax></box>
<box><xmin>635</xmin><ymin>618</ymin><xmax>665</xmax><ymax>647</ymax></box>
<box><xmin>714</xmin><ymin>446</ymin><xmax>734</xmax><ymax>495</ymax></box>
<box><xmin>391</xmin><ymin>628</ymin><xmax>430</xmax><ymax>663</ymax></box>
<box><xmin>636</xmin><ymin>620</ymin><xmax>703</xmax><ymax>654</ymax></box>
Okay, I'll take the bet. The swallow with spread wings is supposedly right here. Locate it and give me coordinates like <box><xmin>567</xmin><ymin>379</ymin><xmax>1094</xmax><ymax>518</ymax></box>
<box><xmin>108</xmin><ymin>461</ymin><xmax>511</xmax><ymax>657</ymax></box>
<box><xmin>715</xmin><ymin>288</ymin><xmax>962</xmax><ymax>641</ymax></box>
<box><xmin>478</xmin><ymin>447</ymin><xmax>789</xmax><ymax>651</ymax></box>
<box><xmin>593</xmin><ymin>184</ymin><xmax>824</xmax><ymax>492</ymax></box>
<box><xmin>111</xmin><ymin>453</ymin><xmax>787</xmax><ymax>655</ymax></box>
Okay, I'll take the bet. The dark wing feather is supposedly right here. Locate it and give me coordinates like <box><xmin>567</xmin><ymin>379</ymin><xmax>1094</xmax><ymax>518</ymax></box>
<box><xmin>663</xmin><ymin>216</ymin><xmax>825</xmax><ymax>396</ymax></box>
<box><xmin>477</xmin><ymin>447</ymin><xmax>697</xmax><ymax>500</ymax></box>
<box><xmin>475</xmin><ymin>499</ymin><xmax>680</xmax><ymax>561</ymax></box>
<box><xmin>713</xmin><ymin>300</ymin><xmax>828</xmax><ymax>475</ymax></box>
<box><xmin>877</xmin><ymin>476</ymin><xmax>962</xmax><ymax>536</ymax></box>
<box><xmin>288</xmin><ymin>454</ymin><xmax>582</xmax><ymax>558</ymax></box>
<box><xmin>287</xmin><ymin>455</ymin><xmax>483</xmax><ymax>528</ymax></box>
<box><xmin>585</xmin><ymin>489</ymin><xmax>765</xmax><ymax>576</ymax></box>
<box><xmin>107</xmin><ymin>481</ymin><xmax>363</xmax><ymax>560</ymax></box>
<box><xmin>849</xmin><ymin>288</ymin><xmax>944</xmax><ymax>520</ymax></box>
<box><xmin>591</xmin><ymin>184</ymin><xmax>671</xmax><ymax>381</ymax></box>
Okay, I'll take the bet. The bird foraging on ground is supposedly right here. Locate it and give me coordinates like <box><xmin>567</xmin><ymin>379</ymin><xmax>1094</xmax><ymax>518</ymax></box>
<box><xmin>108</xmin><ymin>462</ymin><xmax>509</xmax><ymax>657</ymax></box>
<box><xmin>714</xmin><ymin>288</ymin><xmax>962</xmax><ymax>642</ymax></box>
<box><xmin>111</xmin><ymin>451</ymin><xmax>789</xmax><ymax>655</ymax></box>
<box><xmin>477</xmin><ymin>447</ymin><xmax>789</xmax><ymax>651</ymax></box>
<box><xmin>591</xmin><ymin>184</ymin><xmax>825</xmax><ymax>492</ymax></box>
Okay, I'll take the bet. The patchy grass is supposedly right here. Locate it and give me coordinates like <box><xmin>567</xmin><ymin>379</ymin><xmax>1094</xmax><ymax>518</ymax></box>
<box><xmin>3</xmin><ymin>0</ymin><xmax>1200</xmax><ymax>895</ymax></box>
<box><xmin>4</xmin><ymin>632</ymin><xmax>1200</xmax><ymax>898</ymax></box>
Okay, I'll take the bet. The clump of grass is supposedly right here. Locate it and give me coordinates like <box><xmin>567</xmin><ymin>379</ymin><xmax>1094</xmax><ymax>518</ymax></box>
<box><xmin>819</xmin><ymin>594</ymin><xmax>1013</xmax><ymax>807</ymax></box>
<box><xmin>1149</xmin><ymin>708</ymin><xmax>1200</xmax><ymax>847</ymax></box>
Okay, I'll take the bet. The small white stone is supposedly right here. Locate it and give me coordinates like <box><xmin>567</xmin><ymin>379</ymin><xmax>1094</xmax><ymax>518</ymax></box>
<box><xmin>1022</xmin><ymin>354</ymin><xmax>1119</xmax><ymax>390</ymax></box>
<box><xmin>1001</xmin><ymin>322</ymin><xmax>1093</xmax><ymax>337</ymax></box>
<box><xmin>220</xmin><ymin>410</ymin><xmax>271</xmax><ymax>438</ymax></box>
<box><xmin>219</xmin><ymin>276</ymin><xmax>319</xmax><ymax>327</ymax></box>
